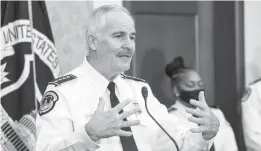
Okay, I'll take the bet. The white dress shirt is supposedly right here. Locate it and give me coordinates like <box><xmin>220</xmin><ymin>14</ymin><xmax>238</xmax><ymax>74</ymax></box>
<box><xmin>242</xmin><ymin>81</ymin><xmax>261</xmax><ymax>151</ymax></box>
<box><xmin>36</xmin><ymin>58</ymin><xmax>213</xmax><ymax>151</ymax></box>
<box><xmin>168</xmin><ymin>101</ymin><xmax>238</xmax><ymax>151</ymax></box>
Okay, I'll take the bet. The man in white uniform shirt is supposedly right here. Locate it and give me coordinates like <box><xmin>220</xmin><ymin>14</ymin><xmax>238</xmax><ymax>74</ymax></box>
<box><xmin>242</xmin><ymin>79</ymin><xmax>261</xmax><ymax>151</ymax></box>
<box><xmin>36</xmin><ymin>5</ymin><xmax>220</xmax><ymax>151</ymax></box>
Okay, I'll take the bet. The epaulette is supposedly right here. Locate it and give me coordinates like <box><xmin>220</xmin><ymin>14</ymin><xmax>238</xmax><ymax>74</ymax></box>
<box><xmin>167</xmin><ymin>106</ymin><xmax>177</xmax><ymax>112</ymax></box>
<box><xmin>120</xmin><ymin>73</ymin><xmax>147</xmax><ymax>83</ymax></box>
<box><xmin>249</xmin><ymin>77</ymin><xmax>261</xmax><ymax>85</ymax></box>
<box><xmin>48</xmin><ymin>74</ymin><xmax>77</xmax><ymax>87</ymax></box>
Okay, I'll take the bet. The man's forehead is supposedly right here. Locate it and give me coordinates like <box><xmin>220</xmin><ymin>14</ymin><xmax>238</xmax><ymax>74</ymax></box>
<box><xmin>99</xmin><ymin>10</ymin><xmax>135</xmax><ymax>33</ymax></box>
<box><xmin>113</xmin><ymin>27</ymin><xmax>136</xmax><ymax>34</ymax></box>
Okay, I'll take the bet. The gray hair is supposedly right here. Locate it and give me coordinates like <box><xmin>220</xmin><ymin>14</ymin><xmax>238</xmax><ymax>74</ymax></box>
<box><xmin>86</xmin><ymin>5</ymin><xmax>133</xmax><ymax>39</ymax></box>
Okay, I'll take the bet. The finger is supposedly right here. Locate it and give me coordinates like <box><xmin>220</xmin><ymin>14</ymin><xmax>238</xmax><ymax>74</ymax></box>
<box><xmin>119</xmin><ymin>108</ymin><xmax>141</xmax><ymax>120</ymax></box>
<box><xmin>96</xmin><ymin>97</ymin><xmax>105</xmax><ymax>112</ymax></box>
<box><xmin>188</xmin><ymin>116</ymin><xmax>206</xmax><ymax>125</ymax></box>
<box><xmin>185</xmin><ymin>107</ymin><xmax>206</xmax><ymax>117</ymax></box>
<box><xmin>190</xmin><ymin>126</ymin><xmax>208</xmax><ymax>133</ymax></box>
<box><xmin>117</xmin><ymin>130</ymin><xmax>133</xmax><ymax>137</ymax></box>
<box><xmin>189</xmin><ymin>99</ymin><xmax>206</xmax><ymax>111</ymax></box>
<box><xmin>199</xmin><ymin>91</ymin><xmax>208</xmax><ymax>107</ymax></box>
<box><xmin>120</xmin><ymin>120</ymin><xmax>140</xmax><ymax>128</ymax></box>
<box><xmin>114</xmin><ymin>99</ymin><xmax>132</xmax><ymax>112</ymax></box>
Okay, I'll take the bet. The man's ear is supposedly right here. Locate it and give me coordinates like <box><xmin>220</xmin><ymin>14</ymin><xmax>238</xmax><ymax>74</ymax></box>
<box><xmin>88</xmin><ymin>35</ymin><xmax>97</xmax><ymax>51</ymax></box>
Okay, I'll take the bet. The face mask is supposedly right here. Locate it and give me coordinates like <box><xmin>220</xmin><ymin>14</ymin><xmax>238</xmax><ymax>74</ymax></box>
<box><xmin>179</xmin><ymin>89</ymin><xmax>204</xmax><ymax>104</ymax></box>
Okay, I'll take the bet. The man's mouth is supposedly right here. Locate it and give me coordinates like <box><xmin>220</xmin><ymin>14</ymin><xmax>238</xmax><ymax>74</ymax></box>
<box><xmin>116</xmin><ymin>54</ymin><xmax>132</xmax><ymax>58</ymax></box>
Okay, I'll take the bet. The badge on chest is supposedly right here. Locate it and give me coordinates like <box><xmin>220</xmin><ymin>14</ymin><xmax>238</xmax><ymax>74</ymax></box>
<box><xmin>132</xmin><ymin>101</ymin><xmax>142</xmax><ymax>115</ymax></box>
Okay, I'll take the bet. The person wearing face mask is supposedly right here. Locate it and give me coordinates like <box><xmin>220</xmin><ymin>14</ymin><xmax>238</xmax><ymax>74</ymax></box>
<box><xmin>165</xmin><ymin>56</ymin><xmax>238</xmax><ymax>151</ymax></box>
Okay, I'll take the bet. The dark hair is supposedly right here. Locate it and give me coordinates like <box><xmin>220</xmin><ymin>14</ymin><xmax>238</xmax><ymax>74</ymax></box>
<box><xmin>165</xmin><ymin>56</ymin><xmax>192</xmax><ymax>87</ymax></box>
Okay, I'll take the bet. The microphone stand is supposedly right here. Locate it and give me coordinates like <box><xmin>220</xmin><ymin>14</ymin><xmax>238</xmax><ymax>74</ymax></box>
<box><xmin>142</xmin><ymin>87</ymin><xmax>180</xmax><ymax>151</ymax></box>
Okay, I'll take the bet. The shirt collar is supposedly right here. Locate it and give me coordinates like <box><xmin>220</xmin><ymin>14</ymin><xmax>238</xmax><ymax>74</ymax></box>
<box><xmin>82</xmin><ymin>57</ymin><xmax>109</xmax><ymax>95</ymax></box>
<box><xmin>113</xmin><ymin>74</ymin><xmax>135</xmax><ymax>101</ymax></box>
<box><xmin>81</xmin><ymin>57</ymin><xmax>126</xmax><ymax>97</ymax></box>
<box><xmin>112</xmin><ymin>73</ymin><xmax>124</xmax><ymax>95</ymax></box>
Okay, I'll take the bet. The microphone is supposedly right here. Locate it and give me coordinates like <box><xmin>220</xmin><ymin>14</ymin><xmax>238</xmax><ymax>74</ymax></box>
<box><xmin>141</xmin><ymin>86</ymin><xmax>180</xmax><ymax>151</ymax></box>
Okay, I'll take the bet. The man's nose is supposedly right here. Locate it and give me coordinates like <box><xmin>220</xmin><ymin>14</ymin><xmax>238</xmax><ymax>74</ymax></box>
<box><xmin>122</xmin><ymin>37</ymin><xmax>135</xmax><ymax>50</ymax></box>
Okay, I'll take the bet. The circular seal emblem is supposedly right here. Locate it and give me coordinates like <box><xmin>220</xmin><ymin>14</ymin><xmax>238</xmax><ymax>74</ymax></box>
<box><xmin>39</xmin><ymin>91</ymin><xmax>59</xmax><ymax>116</ymax></box>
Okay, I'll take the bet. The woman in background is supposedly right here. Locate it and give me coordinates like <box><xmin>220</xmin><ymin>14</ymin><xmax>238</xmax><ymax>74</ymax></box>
<box><xmin>165</xmin><ymin>56</ymin><xmax>238</xmax><ymax>151</ymax></box>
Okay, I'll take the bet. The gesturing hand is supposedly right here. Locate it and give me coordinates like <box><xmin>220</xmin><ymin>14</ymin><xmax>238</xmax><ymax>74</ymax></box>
<box><xmin>85</xmin><ymin>98</ymin><xmax>140</xmax><ymax>142</ymax></box>
<box><xmin>185</xmin><ymin>91</ymin><xmax>220</xmax><ymax>140</ymax></box>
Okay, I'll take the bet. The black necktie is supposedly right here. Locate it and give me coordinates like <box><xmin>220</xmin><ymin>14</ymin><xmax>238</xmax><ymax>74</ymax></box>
<box><xmin>107</xmin><ymin>82</ymin><xmax>138</xmax><ymax>151</ymax></box>
<box><xmin>210</xmin><ymin>144</ymin><xmax>215</xmax><ymax>151</ymax></box>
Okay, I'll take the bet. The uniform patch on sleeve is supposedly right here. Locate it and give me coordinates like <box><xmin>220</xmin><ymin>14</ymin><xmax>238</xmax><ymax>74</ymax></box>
<box><xmin>48</xmin><ymin>74</ymin><xmax>76</xmax><ymax>87</ymax></box>
<box><xmin>241</xmin><ymin>87</ymin><xmax>251</xmax><ymax>102</ymax></box>
<box><xmin>120</xmin><ymin>73</ymin><xmax>147</xmax><ymax>83</ymax></box>
<box><xmin>39</xmin><ymin>91</ymin><xmax>59</xmax><ymax>116</ymax></box>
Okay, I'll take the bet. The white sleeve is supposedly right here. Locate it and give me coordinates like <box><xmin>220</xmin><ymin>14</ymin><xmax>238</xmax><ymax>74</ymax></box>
<box><xmin>211</xmin><ymin>108</ymin><xmax>238</xmax><ymax>151</ymax></box>
<box><xmin>145</xmin><ymin>84</ymin><xmax>213</xmax><ymax>151</ymax></box>
<box><xmin>36</xmin><ymin>86</ymin><xmax>99</xmax><ymax>151</ymax></box>
<box><xmin>242</xmin><ymin>86</ymin><xmax>261</xmax><ymax>151</ymax></box>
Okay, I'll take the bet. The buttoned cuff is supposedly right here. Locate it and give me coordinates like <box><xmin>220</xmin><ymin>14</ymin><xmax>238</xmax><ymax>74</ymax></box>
<box><xmin>79</xmin><ymin>125</ymin><xmax>100</xmax><ymax>151</ymax></box>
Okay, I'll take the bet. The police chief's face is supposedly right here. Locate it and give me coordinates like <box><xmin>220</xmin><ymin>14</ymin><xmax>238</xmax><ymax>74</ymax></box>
<box><xmin>95</xmin><ymin>10</ymin><xmax>136</xmax><ymax>74</ymax></box>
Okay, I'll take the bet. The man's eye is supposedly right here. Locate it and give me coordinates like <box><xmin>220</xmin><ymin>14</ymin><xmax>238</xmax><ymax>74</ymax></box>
<box><xmin>115</xmin><ymin>35</ymin><xmax>123</xmax><ymax>39</ymax></box>
<box><xmin>130</xmin><ymin>36</ymin><xmax>136</xmax><ymax>41</ymax></box>
<box><xmin>198</xmin><ymin>81</ymin><xmax>204</xmax><ymax>87</ymax></box>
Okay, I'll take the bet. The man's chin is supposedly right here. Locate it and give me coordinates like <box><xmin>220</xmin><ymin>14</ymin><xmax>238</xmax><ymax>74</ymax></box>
<box><xmin>116</xmin><ymin>63</ymin><xmax>131</xmax><ymax>73</ymax></box>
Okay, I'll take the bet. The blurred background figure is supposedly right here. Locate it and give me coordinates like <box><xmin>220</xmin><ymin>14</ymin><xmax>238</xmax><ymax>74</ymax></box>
<box><xmin>165</xmin><ymin>56</ymin><xmax>238</xmax><ymax>151</ymax></box>
<box><xmin>241</xmin><ymin>79</ymin><xmax>261</xmax><ymax>151</ymax></box>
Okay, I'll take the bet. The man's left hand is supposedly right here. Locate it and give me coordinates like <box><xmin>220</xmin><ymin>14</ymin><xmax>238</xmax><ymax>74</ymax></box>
<box><xmin>185</xmin><ymin>91</ymin><xmax>220</xmax><ymax>140</ymax></box>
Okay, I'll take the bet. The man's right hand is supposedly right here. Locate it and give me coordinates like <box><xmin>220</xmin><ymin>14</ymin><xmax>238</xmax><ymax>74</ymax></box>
<box><xmin>84</xmin><ymin>98</ymin><xmax>140</xmax><ymax>142</ymax></box>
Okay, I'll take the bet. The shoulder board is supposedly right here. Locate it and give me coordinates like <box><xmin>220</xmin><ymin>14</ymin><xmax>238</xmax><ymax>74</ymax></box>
<box><xmin>120</xmin><ymin>73</ymin><xmax>147</xmax><ymax>83</ymax></box>
<box><xmin>249</xmin><ymin>77</ymin><xmax>261</xmax><ymax>85</ymax></box>
<box><xmin>48</xmin><ymin>74</ymin><xmax>77</xmax><ymax>87</ymax></box>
